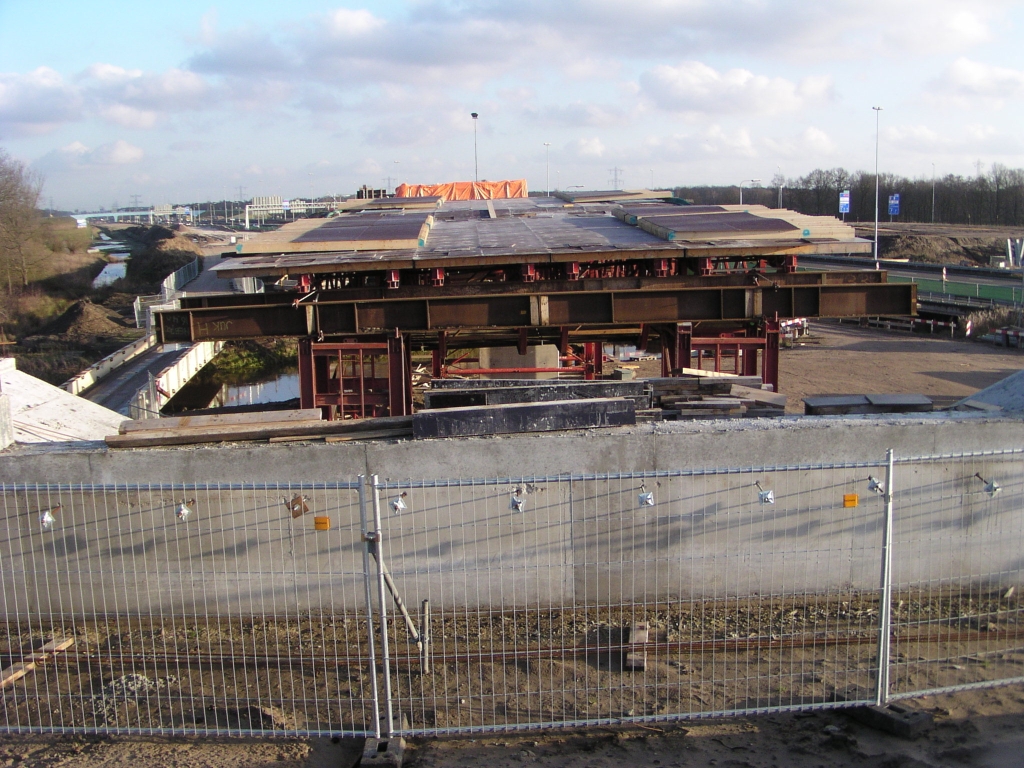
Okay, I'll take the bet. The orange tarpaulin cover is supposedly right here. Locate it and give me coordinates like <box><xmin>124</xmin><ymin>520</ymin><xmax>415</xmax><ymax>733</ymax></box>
<box><xmin>395</xmin><ymin>179</ymin><xmax>528</xmax><ymax>201</ymax></box>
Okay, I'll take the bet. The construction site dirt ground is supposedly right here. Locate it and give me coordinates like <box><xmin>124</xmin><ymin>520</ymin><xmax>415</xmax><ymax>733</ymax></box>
<box><xmin>3</xmin><ymin>322</ymin><xmax>1024</xmax><ymax>766</ymax></box>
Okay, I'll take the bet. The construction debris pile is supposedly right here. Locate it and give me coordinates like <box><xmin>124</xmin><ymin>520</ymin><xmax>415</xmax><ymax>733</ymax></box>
<box><xmin>105</xmin><ymin>371</ymin><xmax>785</xmax><ymax>449</ymax></box>
<box><xmin>646</xmin><ymin>374</ymin><xmax>786</xmax><ymax>420</ymax></box>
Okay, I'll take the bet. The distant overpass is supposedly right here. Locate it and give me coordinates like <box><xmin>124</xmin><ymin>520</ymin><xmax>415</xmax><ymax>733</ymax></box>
<box><xmin>72</xmin><ymin>207</ymin><xmax>202</xmax><ymax>226</ymax></box>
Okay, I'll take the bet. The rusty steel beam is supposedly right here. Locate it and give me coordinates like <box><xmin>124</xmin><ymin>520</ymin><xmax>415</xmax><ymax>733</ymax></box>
<box><xmin>156</xmin><ymin>282</ymin><xmax>916</xmax><ymax>343</ymax></box>
<box><xmin>179</xmin><ymin>270</ymin><xmax>888</xmax><ymax>311</ymax></box>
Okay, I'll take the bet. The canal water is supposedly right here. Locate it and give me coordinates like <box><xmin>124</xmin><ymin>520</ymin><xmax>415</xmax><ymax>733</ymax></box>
<box><xmin>206</xmin><ymin>371</ymin><xmax>300</xmax><ymax>409</ymax></box>
<box><xmin>165</xmin><ymin>368</ymin><xmax>300</xmax><ymax>413</ymax></box>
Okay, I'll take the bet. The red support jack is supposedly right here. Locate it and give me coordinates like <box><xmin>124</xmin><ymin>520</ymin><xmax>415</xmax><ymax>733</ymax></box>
<box><xmin>698</xmin><ymin>258</ymin><xmax>713</xmax><ymax>276</ymax></box>
<box><xmin>566</xmin><ymin>262</ymin><xmax>581</xmax><ymax>280</ymax></box>
<box><xmin>522</xmin><ymin>264</ymin><xmax>537</xmax><ymax>282</ymax></box>
<box><xmin>783</xmin><ymin>254</ymin><xmax>798</xmax><ymax>273</ymax></box>
<box><xmin>431</xmin><ymin>330</ymin><xmax>448</xmax><ymax>379</ymax></box>
<box><xmin>675</xmin><ymin>322</ymin><xmax>692</xmax><ymax>372</ymax></box>
<box><xmin>431</xmin><ymin>267</ymin><xmax>445</xmax><ymax>287</ymax></box>
<box><xmin>386</xmin><ymin>269</ymin><xmax>401</xmax><ymax>289</ymax></box>
<box><xmin>558</xmin><ymin>326</ymin><xmax>570</xmax><ymax>356</ymax></box>
<box><xmin>654</xmin><ymin>258</ymin><xmax>670</xmax><ymax>278</ymax></box>
<box><xmin>762</xmin><ymin>320</ymin><xmax>780</xmax><ymax>394</ymax></box>
<box><xmin>582</xmin><ymin>342</ymin><xmax>602</xmax><ymax>380</ymax></box>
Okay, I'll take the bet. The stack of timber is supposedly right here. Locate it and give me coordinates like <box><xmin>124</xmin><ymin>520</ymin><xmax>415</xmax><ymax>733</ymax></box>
<box><xmin>647</xmin><ymin>373</ymin><xmax>787</xmax><ymax>420</ymax></box>
<box><xmin>106</xmin><ymin>409</ymin><xmax>413</xmax><ymax>448</ymax></box>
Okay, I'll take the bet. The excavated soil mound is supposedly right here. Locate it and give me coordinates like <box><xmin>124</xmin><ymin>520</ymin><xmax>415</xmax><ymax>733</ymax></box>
<box><xmin>29</xmin><ymin>300</ymin><xmax>137</xmax><ymax>345</ymax></box>
<box><xmin>878</xmin><ymin>234</ymin><xmax>1004</xmax><ymax>265</ymax></box>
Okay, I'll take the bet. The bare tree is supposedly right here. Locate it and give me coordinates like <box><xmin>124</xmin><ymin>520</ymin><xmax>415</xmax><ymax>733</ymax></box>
<box><xmin>0</xmin><ymin>149</ymin><xmax>44</xmax><ymax>292</ymax></box>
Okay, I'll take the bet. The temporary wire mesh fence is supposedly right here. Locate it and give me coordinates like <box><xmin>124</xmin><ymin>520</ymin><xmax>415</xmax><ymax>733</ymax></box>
<box><xmin>0</xmin><ymin>448</ymin><xmax>1021</xmax><ymax>738</ymax></box>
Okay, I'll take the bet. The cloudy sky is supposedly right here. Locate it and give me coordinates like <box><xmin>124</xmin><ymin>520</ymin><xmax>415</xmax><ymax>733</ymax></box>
<box><xmin>1</xmin><ymin>0</ymin><xmax>1022</xmax><ymax>211</ymax></box>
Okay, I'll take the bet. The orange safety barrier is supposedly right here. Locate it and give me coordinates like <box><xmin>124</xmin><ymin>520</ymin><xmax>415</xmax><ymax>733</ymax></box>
<box><xmin>395</xmin><ymin>179</ymin><xmax>528</xmax><ymax>201</ymax></box>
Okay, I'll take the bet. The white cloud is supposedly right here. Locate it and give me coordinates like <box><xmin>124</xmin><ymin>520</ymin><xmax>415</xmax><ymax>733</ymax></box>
<box><xmin>99</xmin><ymin>104</ymin><xmax>157</xmax><ymax>129</ymax></box>
<box><xmin>37</xmin><ymin>139</ymin><xmax>144</xmax><ymax>171</ymax></box>
<box><xmin>700</xmin><ymin>125</ymin><xmax>756</xmax><ymax>157</ymax></box>
<box><xmin>639</xmin><ymin>62</ymin><xmax>832</xmax><ymax>116</ymax></box>
<box><xmin>0</xmin><ymin>67</ymin><xmax>82</xmax><ymax>136</ymax></box>
<box><xmin>934</xmin><ymin>57</ymin><xmax>1024</xmax><ymax>106</ymax></box>
<box><xmin>575</xmin><ymin>137</ymin><xmax>605</xmax><ymax>158</ymax></box>
<box><xmin>328</xmin><ymin>9</ymin><xmax>386</xmax><ymax>37</ymax></box>
<box><xmin>95</xmin><ymin>139</ymin><xmax>144</xmax><ymax>164</ymax></box>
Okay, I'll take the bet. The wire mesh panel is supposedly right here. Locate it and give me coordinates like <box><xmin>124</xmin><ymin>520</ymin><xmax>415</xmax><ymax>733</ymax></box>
<box><xmin>374</xmin><ymin>465</ymin><xmax>888</xmax><ymax>735</ymax></box>
<box><xmin>888</xmin><ymin>450</ymin><xmax>1024</xmax><ymax>700</ymax></box>
<box><xmin>0</xmin><ymin>483</ymin><xmax>374</xmax><ymax>737</ymax></box>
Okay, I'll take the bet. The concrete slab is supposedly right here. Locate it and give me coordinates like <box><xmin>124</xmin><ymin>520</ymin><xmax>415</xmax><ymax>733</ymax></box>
<box><xmin>953</xmin><ymin>369</ymin><xmax>1024</xmax><ymax>412</ymax></box>
<box><xmin>0</xmin><ymin>359</ymin><xmax>123</xmax><ymax>443</ymax></box>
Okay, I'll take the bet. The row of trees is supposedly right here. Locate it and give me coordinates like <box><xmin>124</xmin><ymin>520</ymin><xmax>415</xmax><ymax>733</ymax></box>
<box><xmin>0</xmin><ymin>149</ymin><xmax>44</xmax><ymax>293</ymax></box>
<box><xmin>674</xmin><ymin>164</ymin><xmax>1024</xmax><ymax>227</ymax></box>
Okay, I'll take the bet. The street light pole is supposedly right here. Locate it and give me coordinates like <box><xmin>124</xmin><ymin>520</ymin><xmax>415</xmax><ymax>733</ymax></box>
<box><xmin>931</xmin><ymin>162</ymin><xmax>936</xmax><ymax>224</ymax></box>
<box><xmin>777</xmin><ymin>165</ymin><xmax>783</xmax><ymax>208</ymax></box>
<box><xmin>873</xmin><ymin>106</ymin><xmax>883</xmax><ymax>267</ymax></box>
<box><xmin>739</xmin><ymin>179</ymin><xmax>761</xmax><ymax>206</ymax></box>
<box><xmin>544</xmin><ymin>142</ymin><xmax>551</xmax><ymax>196</ymax></box>
<box><xmin>471</xmin><ymin>112</ymin><xmax>479</xmax><ymax>183</ymax></box>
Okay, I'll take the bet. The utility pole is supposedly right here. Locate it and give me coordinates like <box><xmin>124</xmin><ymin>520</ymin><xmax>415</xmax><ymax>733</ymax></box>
<box><xmin>544</xmin><ymin>142</ymin><xmax>551</xmax><ymax>196</ymax></box>
<box><xmin>931</xmin><ymin>162</ymin><xmax>936</xmax><ymax>224</ymax></box>
<box><xmin>873</xmin><ymin>106</ymin><xmax>883</xmax><ymax>267</ymax></box>
<box><xmin>471</xmin><ymin>112</ymin><xmax>479</xmax><ymax>183</ymax></box>
<box><xmin>609</xmin><ymin>167</ymin><xmax>624</xmax><ymax>190</ymax></box>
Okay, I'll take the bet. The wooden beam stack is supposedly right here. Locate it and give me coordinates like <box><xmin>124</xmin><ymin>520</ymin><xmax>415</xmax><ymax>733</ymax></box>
<box><xmin>647</xmin><ymin>375</ymin><xmax>786</xmax><ymax>419</ymax></box>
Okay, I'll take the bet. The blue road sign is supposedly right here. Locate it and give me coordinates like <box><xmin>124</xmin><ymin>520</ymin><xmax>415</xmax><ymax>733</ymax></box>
<box><xmin>888</xmin><ymin>194</ymin><xmax>900</xmax><ymax>216</ymax></box>
<box><xmin>839</xmin><ymin>190</ymin><xmax>850</xmax><ymax>214</ymax></box>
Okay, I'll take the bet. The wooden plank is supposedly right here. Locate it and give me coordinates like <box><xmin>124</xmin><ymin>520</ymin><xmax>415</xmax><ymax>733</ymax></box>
<box><xmin>324</xmin><ymin>428</ymin><xmax>413</xmax><ymax>443</ymax></box>
<box><xmin>0</xmin><ymin>637</ymin><xmax>74</xmax><ymax>689</ymax></box>
<box><xmin>107</xmin><ymin>415</ymin><xmax>414</xmax><ymax>448</ymax></box>
<box><xmin>730</xmin><ymin>384</ymin><xmax>787</xmax><ymax>408</ymax></box>
<box><xmin>412</xmin><ymin>398</ymin><xmax>635</xmax><ymax>439</ymax></box>
<box><xmin>120</xmin><ymin>409</ymin><xmax>324</xmax><ymax>434</ymax></box>
<box><xmin>267</xmin><ymin>435</ymin><xmax>326</xmax><ymax>444</ymax></box>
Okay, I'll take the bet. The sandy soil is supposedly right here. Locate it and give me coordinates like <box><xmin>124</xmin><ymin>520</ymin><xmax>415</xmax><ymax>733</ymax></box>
<box><xmin>4</xmin><ymin>323</ymin><xmax>1024</xmax><ymax>766</ymax></box>
<box><xmin>778</xmin><ymin>321</ymin><xmax>1024</xmax><ymax>413</ymax></box>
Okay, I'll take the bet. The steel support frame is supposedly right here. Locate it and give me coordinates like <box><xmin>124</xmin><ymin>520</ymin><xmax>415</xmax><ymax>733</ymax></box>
<box><xmin>657</xmin><ymin>321</ymin><xmax>780</xmax><ymax>391</ymax></box>
<box><xmin>298</xmin><ymin>334</ymin><xmax>412</xmax><ymax>420</ymax></box>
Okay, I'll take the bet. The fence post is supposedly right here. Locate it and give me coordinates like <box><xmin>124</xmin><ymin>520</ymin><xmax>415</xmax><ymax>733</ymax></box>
<box><xmin>358</xmin><ymin>475</ymin><xmax>382</xmax><ymax>738</ymax></box>
<box><xmin>875</xmin><ymin>448</ymin><xmax>895</xmax><ymax>706</ymax></box>
<box><xmin>370</xmin><ymin>475</ymin><xmax>396</xmax><ymax>736</ymax></box>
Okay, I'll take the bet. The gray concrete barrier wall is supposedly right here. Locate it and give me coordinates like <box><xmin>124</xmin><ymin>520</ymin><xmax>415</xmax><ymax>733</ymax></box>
<box><xmin>1</xmin><ymin>441</ymin><xmax>1020</xmax><ymax>616</ymax></box>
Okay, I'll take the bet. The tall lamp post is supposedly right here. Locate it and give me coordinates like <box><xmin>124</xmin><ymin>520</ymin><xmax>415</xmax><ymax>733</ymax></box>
<box><xmin>931</xmin><ymin>162</ymin><xmax>936</xmax><ymax>224</ymax></box>
<box><xmin>544</xmin><ymin>142</ymin><xmax>551</xmax><ymax>196</ymax></box>
<box><xmin>873</xmin><ymin>106</ymin><xmax>883</xmax><ymax>267</ymax></box>
<box><xmin>739</xmin><ymin>179</ymin><xmax>761</xmax><ymax>205</ymax></box>
<box><xmin>471</xmin><ymin>112</ymin><xmax>479</xmax><ymax>183</ymax></box>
